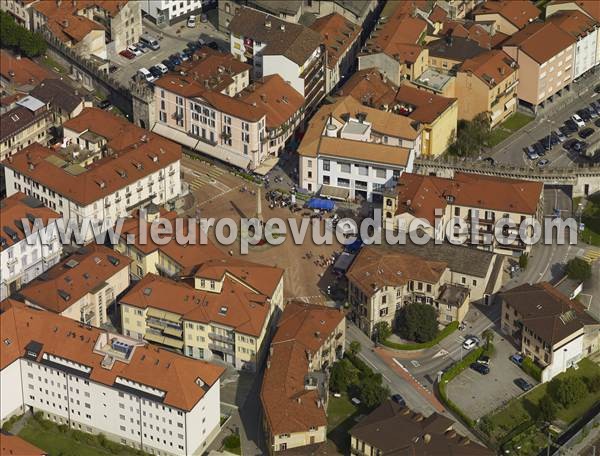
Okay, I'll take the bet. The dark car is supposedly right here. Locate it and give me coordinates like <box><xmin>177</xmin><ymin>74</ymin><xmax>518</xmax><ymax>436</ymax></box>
<box><xmin>98</xmin><ymin>99</ymin><xmax>111</xmax><ymax>110</ymax></box>
<box><xmin>550</xmin><ymin>131</ymin><xmax>561</xmax><ymax>145</ymax></box>
<box><xmin>162</xmin><ymin>59</ymin><xmax>176</xmax><ymax>71</ymax></box>
<box><xmin>515</xmin><ymin>378</ymin><xmax>533</xmax><ymax>392</ymax></box>
<box><xmin>577</xmin><ymin>108</ymin><xmax>592</xmax><ymax>122</ymax></box>
<box><xmin>539</xmin><ymin>136</ymin><xmax>553</xmax><ymax>150</ymax></box>
<box><xmin>564</xmin><ymin>138</ymin><xmax>578</xmax><ymax>151</ymax></box>
<box><xmin>573</xmin><ymin>140</ymin><xmax>589</xmax><ymax>154</ymax></box>
<box><xmin>470</xmin><ymin>363</ymin><xmax>490</xmax><ymax>375</ymax></box>
<box><xmin>187</xmin><ymin>41</ymin><xmax>200</xmax><ymax>51</ymax></box>
<box><xmin>565</xmin><ymin>118</ymin><xmax>580</xmax><ymax>131</ymax></box>
<box><xmin>534</xmin><ymin>141</ymin><xmax>547</xmax><ymax>155</ymax></box>
<box><xmin>207</xmin><ymin>41</ymin><xmax>219</xmax><ymax>50</ymax></box>
<box><xmin>559</xmin><ymin>125</ymin><xmax>574</xmax><ymax>137</ymax></box>
<box><xmin>169</xmin><ymin>54</ymin><xmax>182</xmax><ymax>65</ymax></box>
<box><xmin>595</xmin><ymin>84</ymin><xmax>600</xmax><ymax>94</ymax></box>
<box><xmin>579</xmin><ymin>127</ymin><xmax>594</xmax><ymax>139</ymax></box>
<box><xmin>595</xmin><ymin>119</ymin><xmax>600</xmax><ymax>128</ymax></box>
<box><xmin>483</xmin><ymin>157</ymin><xmax>495</xmax><ymax>166</ymax></box>
<box><xmin>590</xmin><ymin>101</ymin><xmax>600</xmax><ymax>115</ymax></box>
<box><xmin>391</xmin><ymin>394</ymin><xmax>406</xmax><ymax>407</ymax></box>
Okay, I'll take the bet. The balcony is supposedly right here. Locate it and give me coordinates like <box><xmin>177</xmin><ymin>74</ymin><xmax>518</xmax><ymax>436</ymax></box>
<box><xmin>208</xmin><ymin>343</ymin><xmax>235</xmax><ymax>355</ymax></box>
<box><xmin>208</xmin><ymin>332</ymin><xmax>235</xmax><ymax>344</ymax></box>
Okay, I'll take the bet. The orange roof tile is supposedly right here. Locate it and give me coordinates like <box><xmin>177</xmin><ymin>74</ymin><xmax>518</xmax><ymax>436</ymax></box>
<box><xmin>261</xmin><ymin>301</ymin><xmax>344</xmax><ymax>435</ymax></box>
<box><xmin>459</xmin><ymin>50</ymin><xmax>518</xmax><ymax>87</ymax></box>
<box><xmin>548</xmin><ymin>0</ymin><xmax>600</xmax><ymax>21</ymax></box>
<box><xmin>310</xmin><ymin>13</ymin><xmax>361</xmax><ymax>68</ymax></box>
<box><xmin>473</xmin><ymin>1</ymin><xmax>541</xmax><ymax>29</ymax></box>
<box><xmin>502</xmin><ymin>21</ymin><xmax>575</xmax><ymax>63</ymax></box>
<box><xmin>0</xmin><ymin>50</ymin><xmax>55</xmax><ymax>88</ymax></box>
<box><xmin>0</xmin><ymin>299</ymin><xmax>224</xmax><ymax>410</ymax></box>
<box><xmin>546</xmin><ymin>9</ymin><xmax>598</xmax><ymax>38</ymax></box>
<box><xmin>0</xmin><ymin>433</ymin><xmax>46</xmax><ymax>456</ymax></box>
<box><xmin>339</xmin><ymin>69</ymin><xmax>397</xmax><ymax>109</ymax></box>
<box><xmin>393</xmin><ymin>84</ymin><xmax>457</xmax><ymax>124</ymax></box>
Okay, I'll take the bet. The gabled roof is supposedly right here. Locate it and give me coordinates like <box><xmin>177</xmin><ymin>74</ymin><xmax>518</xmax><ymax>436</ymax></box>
<box><xmin>548</xmin><ymin>0</ymin><xmax>600</xmax><ymax>21</ymax></box>
<box><xmin>310</xmin><ymin>13</ymin><xmax>361</xmax><ymax>68</ymax></box>
<box><xmin>0</xmin><ymin>50</ymin><xmax>55</xmax><ymax>89</ymax></box>
<box><xmin>502</xmin><ymin>21</ymin><xmax>575</xmax><ymax>64</ymax></box>
<box><xmin>546</xmin><ymin>9</ymin><xmax>599</xmax><ymax>39</ymax></box>
<box><xmin>459</xmin><ymin>50</ymin><xmax>518</xmax><ymax>88</ymax></box>
<box><xmin>427</xmin><ymin>36</ymin><xmax>488</xmax><ymax>62</ymax></box>
<box><xmin>473</xmin><ymin>0</ymin><xmax>541</xmax><ymax>29</ymax></box>
<box><xmin>30</xmin><ymin>78</ymin><xmax>83</xmax><ymax>114</ymax></box>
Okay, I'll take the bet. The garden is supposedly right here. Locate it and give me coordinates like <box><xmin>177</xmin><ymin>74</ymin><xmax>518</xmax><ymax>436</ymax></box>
<box><xmin>575</xmin><ymin>194</ymin><xmax>600</xmax><ymax>247</ymax></box>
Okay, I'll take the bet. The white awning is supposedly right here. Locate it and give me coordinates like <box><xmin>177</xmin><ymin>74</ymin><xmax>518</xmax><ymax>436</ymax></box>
<box><xmin>151</xmin><ymin>123</ymin><xmax>251</xmax><ymax>169</ymax></box>
<box><xmin>319</xmin><ymin>185</ymin><xmax>350</xmax><ymax>201</ymax></box>
<box><xmin>254</xmin><ymin>156</ymin><xmax>279</xmax><ymax>176</ymax></box>
<box><xmin>504</xmin><ymin>98</ymin><xmax>517</xmax><ymax>110</ymax></box>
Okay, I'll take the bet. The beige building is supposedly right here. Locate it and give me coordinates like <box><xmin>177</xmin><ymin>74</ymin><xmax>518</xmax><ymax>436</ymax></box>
<box><xmin>473</xmin><ymin>0</ymin><xmax>541</xmax><ymax>35</ymax></box>
<box><xmin>0</xmin><ymin>95</ymin><xmax>51</xmax><ymax>160</ymax></box>
<box><xmin>19</xmin><ymin>246</ymin><xmax>131</xmax><ymax>328</ymax></box>
<box><xmin>261</xmin><ymin>301</ymin><xmax>345</xmax><ymax>454</ymax></box>
<box><xmin>456</xmin><ymin>50</ymin><xmax>519</xmax><ymax>127</ymax></box>
<box><xmin>346</xmin><ymin>243</ymin><xmax>502</xmax><ymax>337</ymax></box>
<box><xmin>119</xmin><ymin>259</ymin><xmax>284</xmax><ymax>371</ymax></box>
<box><xmin>500</xmin><ymin>282</ymin><xmax>600</xmax><ymax>382</ymax></box>
<box><xmin>503</xmin><ymin>21</ymin><xmax>576</xmax><ymax>110</ymax></box>
<box><xmin>383</xmin><ymin>172</ymin><xmax>544</xmax><ymax>255</ymax></box>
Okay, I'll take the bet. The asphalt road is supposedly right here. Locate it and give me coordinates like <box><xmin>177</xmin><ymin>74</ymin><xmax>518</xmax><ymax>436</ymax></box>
<box><xmin>489</xmin><ymin>72</ymin><xmax>600</xmax><ymax>168</ymax></box>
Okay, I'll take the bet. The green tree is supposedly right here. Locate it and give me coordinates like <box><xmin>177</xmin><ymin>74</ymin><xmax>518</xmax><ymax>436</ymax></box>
<box><xmin>0</xmin><ymin>10</ymin><xmax>47</xmax><ymax>57</ymax></box>
<box><xmin>548</xmin><ymin>376</ymin><xmax>587</xmax><ymax>408</ymax></box>
<box><xmin>397</xmin><ymin>302</ymin><xmax>439</xmax><ymax>343</ymax></box>
<box><xmin>374</xmin><ymin>321</ymin><xmax>392</xmax><ymax>342</ymax></box>
<box><xmin>584</xmin><ymin>374</ymin><xmax>600</xmax><ymax>393</ymax></box>
<box><xmin>481</xmin><ymin>328</ymin><xmax>495</xmax><ymax>350</ymax></box>
<box><xmin>330</xmin><ymin>361</ymin><xmax>348</xmax><ymax>393</ymax></box>
<box><xmin>565</xmin><ymin>257</ymin><xmax>592</xmax><ymax>281</ymax></box>
<box><xmin>348</xmin><ymin>340</ymin><xmax>361</xmax><ymax>356</ymax></box>
<box><xmin>448</xmin><ymin>113</ymin><xmax>491</xmax><ymax>157</ymax></box>
<box><xmin>519</xmin><ymin>253</ymin><xmax>529</xmax><ymax>269</ymax></box>
<box><xmin>358</xmin><ymin>374</ymin><xmax>389</xmax><ymax>408</ymax></box>
<box><xmin>538</xmin><ymin>395</ymin><xmax>558</xmax><ymax>422</ymax></box>
<box><xmin>19</xmin><ymin>31</ymin><xmax>46</xmax><ymax>57</ymax></box>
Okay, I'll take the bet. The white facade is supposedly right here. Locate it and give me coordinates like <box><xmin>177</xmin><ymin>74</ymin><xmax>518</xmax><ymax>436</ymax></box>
<box><xmin>541</xmin><ymin>333</ymin><xmax>585</xmax><ymax>382</ymax></box>
<box><xmin>0</xmin><ymin>219</ymin><xmax>62</xmax><ymax>301</ymax></box>
<box><xmin>573</xmin><ymin>27</ymin><xmax>598</xmax><ymax>79</ymax></box>
<box><xmin>141</xmin><ymin>0</ymin><xmax>203</xmax><ymax>25</ymax></box>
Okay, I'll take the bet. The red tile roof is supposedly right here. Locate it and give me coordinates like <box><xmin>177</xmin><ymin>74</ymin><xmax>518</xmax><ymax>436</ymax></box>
<box><xmin>261</xmin><ymin>301</ymin><xmax>344</xmax><ymax>435</ymax></box>
<box><xmin>310</xmin><ymin>13</ymin><xmax>361</xmax><ymax>68</ymax></box>
<box><xmin>0</xmin><ymin>434</ymin><xmax>46</xmax><ymax>456</ymax></box>
<box><xmin>502</xmin><ymin>21</ymin><xmax>575</xmax><ymax>64</ymax></box>
<box><xmin>0</xmin><ymin>50</ymin><xmax>55</xmax><ymax>88</ymax></box>
<box><xmin>546</xmin><ymin>9</ymin><xmax>599</xmax><ymax>38</ymax></box>
<box><xmin>0</xmin><ymin>299</ymin><xmax>224</xmax><ymax>410</ymax></box>
<box><xmin>459</xmin><ymin>50</ymin><xmax>518</xmax><ymax>87</ymax></box>
<box><xmin>473</xmin><ymin>1</ymin><xmax>541</xmax><ymax>29</ymax></box>
<box><xmin>548</xmin><ymin>0</ymin><xmax>600</xmax><ymax>22</ymax></box>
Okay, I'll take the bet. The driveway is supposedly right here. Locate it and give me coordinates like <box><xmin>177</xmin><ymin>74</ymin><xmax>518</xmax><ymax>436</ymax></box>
<box><xmin>445</xmin><ymin>329</ymin><xmax>538</xmax><ymax>421</ymax></box>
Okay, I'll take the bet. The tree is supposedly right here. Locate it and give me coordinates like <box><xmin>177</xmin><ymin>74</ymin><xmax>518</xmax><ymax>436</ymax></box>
<box><xmin>330</xmin><ymin>361</ymin><xmax>349</xmax><ymax>393</ymax></box>
<box><xmin>374</xmin><ymin>321</ymin><xmax>392</xmax><ymax>342</ymax></box>
<box><xmin>448</xmin><ymin>113</ymin><xmax>491</xmax><ymax>157</ymax></box>
<box><xmin>519</xmin><ymin>253</ymin><xmax>529</xmax><ymax>269</ymax></box>
<box><xmin>358</xmin><ymin>374</ymin><xmax>389</xmax><ymax>408</ymax></box>
<box><xmin>565</xmin><ymin>257</ymin><xmax>592</xmax><ymax>281</ymax></box>
<box><xmin>482</xmin><ymin>328</ymin><xmax>495</xmax><ymax>350</ymax></box>
<box><xmin>548</xmin><ymin>376</ymin><xmax>587</xmax><ymax>408</ymax></box>
<box><xmin>348</xmin><ymin>340</ymin><xmax>361</xmax><ymax>356</ymax></box>
<box><xmin>584</xmin><ymin>374</ymin><xmax>600</xmax><ymax>393</ymax></box>
<box><xmin>0</xmin><ymin>11</ymin><xmax>47</xmax><ymax>57</ymax></box>
<box><xmin>538</xmin><ymin>395</ymin><xmax>558</xmax><ymax>422</ymax></box>
<box><xmin>397</xmin><ymin>302</ymin><xmax>439</xmax><ymax>343</ymax></box>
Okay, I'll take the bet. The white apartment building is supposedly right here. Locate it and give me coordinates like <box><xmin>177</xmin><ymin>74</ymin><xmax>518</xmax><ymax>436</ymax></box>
<box><xmin>141</xmin><ymin>0</ymin><xmax>203</xmax><ymax>27</ymax></box>
<box><xmin>2</xmin><ymin>107</ymin><xmax>182</xmax><ymax>243</ymax></box>
<box><xmin>0</xmin><ymin>300</ymin><xmax>225</xmax><ymax>456</ymax></box>
<box><xmin>20</xmin><ymin>246</ymin><xmax>130</xmax><ymax>328</ymax></box>
<box><xmin>298</xmin><ymin>96</ymin><xmax>419</xmax><ymax>202</ymax></box>
<box><xmin>0</xmin><ymin>193</ymin><xmax>62</xmax><ymax>301</ymax></box>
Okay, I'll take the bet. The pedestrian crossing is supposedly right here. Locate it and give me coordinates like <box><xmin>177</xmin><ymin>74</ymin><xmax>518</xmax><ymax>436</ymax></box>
<box><xmin>580</xmin><ymin>248</ymin><xmax>600</xmax><ymax>264</ymax></box>
<box><xmin>187</xmin><ymin>167</ymin><xmax>228</xmax><ymax>192</ymax></box>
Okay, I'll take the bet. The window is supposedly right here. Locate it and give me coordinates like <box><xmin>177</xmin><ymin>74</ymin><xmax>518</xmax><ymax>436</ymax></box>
<box><xmin>340</xmin><ymin>162</ymin><xmax>351</xmax><ymax>173</ymax></box>
<box><xmin>322</xmin><ymin>159</ymin><xmax>330</xmax><ymax>171</ymax></box>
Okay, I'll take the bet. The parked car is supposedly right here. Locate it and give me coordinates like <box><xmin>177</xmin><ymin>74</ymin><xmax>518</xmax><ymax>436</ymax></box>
<box><xmin>180</xmin><ymin>50</ymin><xmax>191</xmax><ymax>61</ymax></box>
<box><xmin>572</xmin><ymin>114</ymin><xmax>586</xmax><ymax>128</ymax></box>
<box><xmin>207</xmin><ymin>41</ymin><xmax>219</xmax><ymax>50</ymax></box>
<box><xmin>537</xmin><ymin>158</ymin><xmax>550</xmax><ymax>167</ymax></box>
<box><xmin>477</xmin><ymin>355</ymin><xmax>490</xmax><ymax>366</ymax></box>
<box><xmin>137</xmin><ymin>67</ymin><xmax>157</xmax><ymax>83</ymax></box>
<box><xmin>187</xmin><ymin>41</ymin><xmax>200</xmax><ymax>51</ymax></box>
<box><xmin>162</xmin><ymin>59</ymin><xmax>176</xmax><ymax>71</ymax></box>
<box><xmin>127</xmin><ymin>44</ymin><xmax>143</xmax><ymax>56</ymax></box>
<box><xmin>108</xmin><ymin>65</ymin><xmax>118</xmax><ymax>73</ymax></box>
<box><xmin>564</xmin><ymin>138</ymin><xmax>578</xmax><ymax>151</ymax></box>
<box><xmin>187</xmin><ymin>15</ymin><xmax>196</xmax><ymax>27</ymax></box>
<box><xmin>98</xmin><ymin>99</ymin><xmax>111</xmax><ymax>110</ymax></box>
<box><xmin>577</xmin><ymin>108</ymin><xmax>592</xmax><ymax>122</ymax></box>
<box><xmin>483</xmin><ymin>157</ymin><xmax>495</xmax><ymax>166</ymax></box>
<box><xmin>391</xmin><ymin>394</ymin><xmax>406</xmax><ymax>407</ymax></box>
<box><xmin>572</xmin><ymin>140</ymin><xmax>588</xmax><ymax>154</ymax></box>
<box><xmin>169</xmin><ymin>54</ymin><xmax>182</xmax><ymax>65</ymax></box>
<box><xmin>149</xmin><ymin>66</ymin><xmax>162</xmax><ymax>79</ymax></box>
<box><xmin>590</xmin><ymin>101</ymin><xmax>600</xmax><ymax>115</ymax></box>
<box><xmin>524</xmin><ymin>145</ymin><xmax>539</xmax><ymax>160</ymax></box>
<box><xmin>549</xmin><ymin>132</ymin><xmax>560</xmax><ymax>146</ymax></box>
<box><xmin>588</xmin><ymin>104</ymin><xmax>599</xmax><ymax>118</ymax></box>
<box><xmin>539</xmin><ymin>136</ymin><xmax>553</xmax><ymax>150</ymax></box>
<box><xmin>515</xmin><ymin>378</ymin><xmax>533</xmax><ymax>392</ymax></box>
<box><xmin>155</xmin><ymin>63</ymin><xmax>168</xmax><ymax>74</ymax></box>
<box><xmin>579</xmin><ymin>127</ymin><xmax>594</xmax><ymax>139</ymax></box>
<box><xmin>560</xmin><ymin>125</ymin><xmax>574</xmax><ymax>137</ymax></box>
<box><xmin>462</xmin><ymin>336</ymin><xmax>479</xmax><ymax>350</ymax></box>
<box><xmin>201</xmin><ymin>13</ymin><xmax>208</xmax><ymax>22</ymax></box>
<box><xmin>595</xmin><ymin>84</ymin><xmax>600</xmax><ymax>94</ymax></box>
<box><xmin>595</xmin><ymin>119</ymin><xmax>600</xmax><ymax>128</ymax></box>
<box><xmin>470</xmin><ymin>362</ymin><xmax>490</xmax><ymax>375</ymax></box>
<box><xmin>136</xmin><ymin>42</ymin><xmax>150</xmax><ymax>53</ymax></box>
<box><xmin>554</xmin><ymin>129</ymin><xmax>566</xmax><ymax>142</ymax></box>
<box><xmin>533</xmin><ymin>142</ymin><xmax>546</xmax><ymax>156</ymax></box>
<box><xmin>119</xmin><ymin>49</ymin><xmax>135</xmax><ymax>59</ymax></box>
<box><xmin>510</xmin><ymin>353</ymin><xmax>524</xmax><ymax>366</ymax></box>
<box><xmin>564</xmin><ymin>118</ymin><xmax>579</xmax><ymax>132</ymax></box>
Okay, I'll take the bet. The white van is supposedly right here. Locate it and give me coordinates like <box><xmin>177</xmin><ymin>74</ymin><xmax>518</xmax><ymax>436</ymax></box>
<box><xmin>139</xmin><ymin>33</ymin><xmax>160</xmax><ymax>50</ymax></box>
<box><xmin>137</xmin><ymin>68</ymin><xmax>156</xmax><ymax>83</ymax></box>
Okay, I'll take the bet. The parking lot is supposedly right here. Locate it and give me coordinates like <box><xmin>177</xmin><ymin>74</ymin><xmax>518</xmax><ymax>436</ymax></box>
<box><xmin>446</xmin><ymin>329</ymin><xmax>538</xmax><ymax>421</ymax></box>
<box><xmin>109</xmin><ymin>8</ymin><xmax>229</xmax><ymax>87</ymax></box>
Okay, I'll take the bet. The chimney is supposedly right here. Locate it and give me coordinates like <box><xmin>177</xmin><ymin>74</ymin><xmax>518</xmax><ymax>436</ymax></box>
<box><xmin>424</xmin><ymin>434</ymin><xmax>432</xmax><ymax>444</ymax></box>
<box><xmin>280</xmin><ymin>24</ymin><xmax>285</xmax><ymax>31</ymax></box>
<box><xmin>265</xmin><ymin>20</ymin><xmax>271</xmax><ymax>28</ymax></box>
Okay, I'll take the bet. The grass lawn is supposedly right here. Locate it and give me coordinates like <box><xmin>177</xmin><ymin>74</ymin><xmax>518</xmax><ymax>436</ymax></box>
<box><xmin>489</xmin><ymin>112</ymin><xmax>534</xmax><ymax>146</ymax></box>
<box><xmin>575</xmin><ymin>194</ymin><xmax>600</xmax><ymax>247</ymax></box>
<box><xmin>327</xmin><ymin>393</ymin><xmax>364</xmax><ymax>454</ymax></box>
<box><xmin>18</xmin><ymin>417</ymin><xmax>146</xmax><ymax>456</ymax></box>
<box><xmin>40</xmin><ymin>55</ymin><xmax>67</xmax><ymax>74</ymax></box>
<box><xmin>484</xmin><ymin>358</ymin><xmax>600</xmax><ymax>443</ymax></box>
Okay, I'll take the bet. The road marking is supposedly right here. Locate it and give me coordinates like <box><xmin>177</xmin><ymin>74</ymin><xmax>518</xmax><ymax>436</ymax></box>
<box><xmin>411</xmin><ymin>360</ymin><xmax>421</xmax><ymax>368</ymax></box>
<box><xmin>433</xmin><ymin>349</ymin><xmax>448</xmax><ymax>359</ymax></box>
<box><xmin>220</xmin><ymin>401</ymin><xmax>239</xmax><ymax>410</ymax></box>
<box><xmin>359</xmin><ymin>353</ymin><xmax>391</xmax><ymax>383</ymax></box>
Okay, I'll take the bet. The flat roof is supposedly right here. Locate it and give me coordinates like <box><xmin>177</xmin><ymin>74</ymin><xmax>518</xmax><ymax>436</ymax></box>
<box><xmin>413</xmin><ymin>69</ymin><xmax>453</xmax><ymax>93</ymax></box>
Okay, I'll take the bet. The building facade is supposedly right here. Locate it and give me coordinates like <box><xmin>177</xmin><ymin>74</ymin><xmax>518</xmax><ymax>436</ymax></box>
<box><xmin>141</xmin><ymin>0</ymin><xmax>203</xmax><ymax>27</ymax></box>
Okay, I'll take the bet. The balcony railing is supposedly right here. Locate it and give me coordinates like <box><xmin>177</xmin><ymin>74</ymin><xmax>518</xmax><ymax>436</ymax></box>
<box><xmin>208</xmin><ymin>343</ymin><xmax>235</xmax><ymax>355</ymax></box>
<box><xmin>208</xmin><ymin>332</ymin><xmax>235</xmax><ymax>344</ymax></box>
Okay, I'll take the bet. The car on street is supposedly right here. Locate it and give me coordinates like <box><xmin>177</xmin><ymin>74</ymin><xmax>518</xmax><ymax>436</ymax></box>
<box><xmin>537</xmin><ymin>158</ymin><xmax>550</xmax><ymax>167</ymax></box>
<box><xmin>127</xmin><ymin>45</ymin><xmax>143</xmax><ymax>56</ymax></box>
<box><xmin>169</xmin><ymin>54</ymin><xmax>182</xmax><ymax>65</ymax></box>
<box><xmin>579</xmin><ymin>127</ymin><xmax>594</xmax><ymax>139</ymax></box>
<box><xmin>559</xmin><ymin>125</ymin><xmax>574</xmax><ymax>137</ymax></box>
<box><xmin>391</xmin><ymin>394</ymin><xmax>406</xmax><ymax>406</ymax></box>
<box><xmin>470</xmin><ymin>362</ymin><xmax>490</xmax><ymax>375</ymax></box>
<box><xmin>137</xmin><ymin>67</ymin><xmax>157</xmax><ymax>83</ymax></box>
<box><xmin>588</xmin><ymin>104</ymin><xmax>599</xmax><ymax>118</ymax></box>
<box><xmin>510</xmin><ymin>353</ymin><xmax>524</xmax><ymax>366</ymax></box>
<box><xmin>572</xmin><ymin>140</ymin><xmax>588</xmax><ymax>154</ymax></box>
<box><xmin>136</xmin><ymin>42</ymin><xmax>150</xmax><ymax>53</ymax></box>
<box><xmin>187</xmin><ymin>15</ymin><xmax>196</xmax><ymax>27</ymax></box>
<box><xmin>462</xmin><ymin>336</ymin><xmax>479</xmax><ymax>350</ymax></box>
<box><xmin>515</xmin><ymin>378</ymin><xmax>533</xmax><ymax>392</ymax></box>
<box><xmin>119</xmin><ymin>49</ymin><xmax>135</xmax><ymax>59</ymax></box>
<box><xmin>590</xmin><ymin>101</ymin><xmax>600</xmax><ymax>115</ymax></box>
<box><xmin>187</xmin><ymin>41</ymin><xmax>200</xmax><ymax>52</ymax></box>
<box><xmin>483</xmin><ymin>157</ymin><xmax>495</xmax><ymax>166</ymax></box>
<box><xmin>161</xmin><ymin>59</ymin><xmax>176</xmax><ymax>71</ymax></box>
<box><xmin>572</xmin><ymin>114</ymin><xmax>586</xmax><ymax>128</ymax></box>
<box><xmin>477</xmin><ymin>355</ymin><xmax>490</xmax><ymax>366</ymax></box>
<box><xmin>577</xmin><ymin>108</ymin><xmax>592</xmax><ymax>122</ymax></box>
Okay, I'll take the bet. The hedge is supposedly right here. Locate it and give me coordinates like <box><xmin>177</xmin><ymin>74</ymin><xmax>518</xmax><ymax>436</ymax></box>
<box><xmin>382</xmin><ymin>321</ymin><xmax>459</xmax><ymax>351</ymax></box>
<box><xmin>521</xmin><ymin>356</ymin><xmax>543</xmax><ymax>382</ymax></box>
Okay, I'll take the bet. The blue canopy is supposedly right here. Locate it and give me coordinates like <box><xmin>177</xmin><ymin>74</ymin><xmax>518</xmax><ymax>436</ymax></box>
<box><xmin>306</xmin><ymin>198</ymin><xmax>335</xmax><ymax>211</ymax></box>
<box><xmin>345</xmin><ymin>238</ymin><xmax>363</xmax><ymax>253</ymax></box>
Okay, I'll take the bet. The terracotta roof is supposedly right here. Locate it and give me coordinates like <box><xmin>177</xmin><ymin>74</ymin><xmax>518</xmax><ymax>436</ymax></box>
<box><xmin>0</xmin><ymin>93</ymin><xmax>26</xmax><ymax>107</ymax></box>
<box><xmin>2</xmin><ymin>108</ymin><xmax>182</xmax><ymax>206</ymax></box>
<box><xmin>261</xmin><ymin>301</ymin><xmax>344</xmax><ymax>435</ymax></box>
<box><xmin>0</xmin><ymin>299</ymin><xmax>224</xmax><ymax>410</ymax></box>
<box><xmin>339</xmin><ymin>69</ymin><xmax>398</xmax><ymax>109</ymax></box>
<box><xmin>350</xmin><ymin>401</ymin><xmax>494</xmax><ymax>455</ymax></box>
<box><xmin>0</xmin><ymin>433</ymin><xmax>46</xmax><ymax>456</ymax></box>
<box><xmin>19</xmin><ymin>246</ymin><xmax>130</xmax><ymax>313</ymax></box>
<box><xmin>429</xmin><ymin>5</ymin><xmax>449</xmax><ymax>23</ymax></box>
<box><xmin>502</xmin><ymin>21</ymin><xmax>575</xmax><ymax>64</ymax></box>
<box><xmin>500</xmin><ymin>282</ymin><xmax>598</xmax><ymax>345</ymax></box>
<box><xmin>459</xmin><ymin>50</ymin><xmax>518</xmax><ymax>88</ymax></box>
<box><xmin>0</xmin><ymin>192</ymin><xmax>60</xmax><ymax>251</ymax></box>
<box><xmin>394</xmin><ymin>172</ymin><xmax>543</xmax><ymax>223</ymax></box>
<box><xmin>347</xmin><ymin>248</ymin><xmax>448</xmax><ymax>297</ymax></box>
<box><xmin>120</xmin><ymin>271</ymin><xmax>278</xmax><ymax>337</ymax></box>
<box><xmin>29</xmin><ymin>78</ymin><xmax>83</xmax><ymax>114</ymax></box>
<box><xmin>546</xmin><ymin>9</ymin><xmax>598</xmax><ymax>39</ymax></box>
<box><xmin>0</xmin><ymin>50</ymin><xmax>54</xmax><ymax>89</ymax></box>
<box><xmin>0</xmin><ymin>102</ymin><xmax>50</xmax><ymax>142</ymax></box>
<box><xmin>473</xmin><ymin>1</ymin><xmax>541</xmax><ymax>29</ymax></box>
<box><xmin>548</xmin><ymin>0</ymin><xmax>600</xmax><ymax>21</ymax></box>
<box><xmin>229</xmin><ymin>7</ymin><xmax>323</xmax><ymax>66</ymax></box>
<box><xmin>237</xmin><ymin>75</ymin><xmax>304</xmax><ymax>130</ymax></box>
<box><xmin>120</xmin><ymin>209</ymin><xmax>225</xmax><ymax>270</ymax></box>
<box><xmin>310</xmin><ymin>13</ymin><xmax>361</xmax><ymax>68</ymax></box>
<box><xmin>441</xmin><ymin>20</ymin><xmax>501</xmax><ymax>49</ymax></box>
<box><xmin>46</xmin><ymin>13</ymin><xmax>104</xmax><ymax>44</ymax></box>
<box><xmin>427</xmin><ymin>36</ymin><xmax>488</xmax><ymax>62</ymax></box>
<box><xmin>317</xmin><ymin>137</ymin><xmax>412</xmax><ymax>167</ymax></box>
<box><xmin>393</xmin><ymin>84</ymin><xmax>457</xmax><ymax>124</ymax></box>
